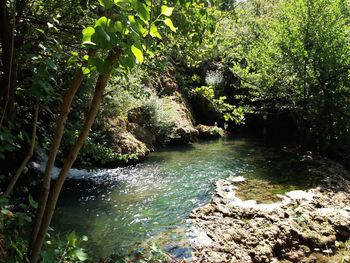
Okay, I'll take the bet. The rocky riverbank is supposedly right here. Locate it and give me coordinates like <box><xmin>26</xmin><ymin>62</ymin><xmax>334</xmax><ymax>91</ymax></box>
<box><xmin>98</xmin><ymin>67</ymin><xmax>226</xmax><ymax>167</ymax></box>
<box><xmin>104</xmin><ymin>95</ymin><xmax>225</xmax><ymax>165</ymax></box>
<box><xmin>189</xmin><ymin>157</ymin><xmax>350</xmax><ymax>263</ymax></box>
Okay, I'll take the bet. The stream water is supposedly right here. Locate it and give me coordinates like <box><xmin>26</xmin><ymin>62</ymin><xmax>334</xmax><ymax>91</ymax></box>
<box><xmin>52</xmin><ymin>136</ymin><xmax>312</xmax><ymax>259</ymax></box>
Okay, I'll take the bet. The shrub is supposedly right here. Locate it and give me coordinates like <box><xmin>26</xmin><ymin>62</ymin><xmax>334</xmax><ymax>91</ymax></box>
<box><xmin>140</xmin><ymin>94</ymin><xmax>178</xmax><ymax>143</ymax></box>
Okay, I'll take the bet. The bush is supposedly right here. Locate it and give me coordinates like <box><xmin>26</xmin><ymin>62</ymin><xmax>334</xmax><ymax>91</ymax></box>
<box><xmin>0</xmin><ymin>196</ymin><xmax>34</xmax><ymax>263</ymax></box>
<box><xmin>78</xmin><ymin>138</ymin><xmax>138</xmax><ymax>168</ymax></box>
<box><xmin>0</xmin><ymin>195</ymin><xmax>90</xmax><ymax>263</ymax></box>
<box><xmin>140</xmin><ymin>94</ymin><xmax>178</xmax><ymax>143</ymax></box>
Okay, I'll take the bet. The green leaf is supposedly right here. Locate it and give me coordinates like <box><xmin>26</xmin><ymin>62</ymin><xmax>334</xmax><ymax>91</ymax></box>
<box><xmin>92</xmin><ymin>26</ymin><xmax>111</xmax><ymax>48</ymax></box>
<box><xmin>131</xmin><ymin>44</ymin><xmax>144</xmax><ymax>64</ymax></box>
<box><xmin>98</xmin><ymin>0</ymin><xmax>114</xmax><ymax>9</ymax></box>
<box><xmin>163</xmin><ymin>18</ymin><xmax>177</xmax><ymax>32</ymax></box>
<box><xmin>1</xmin><ymin>208</ymin><xmax>11</xmax><ymax>216</ymax></box>
<box><xmin>82</xmin><ymin>27</ymin><xmax>95</xmax><ymax>45</ymax></box>
<box><xmin>132</xmin><ymin>1</ymin><xmax>150</xmax><ymax>22</ymax></box>
<box><xmin>29</xmin><ymin>195</ymin><xmax>38</xmax><ymax>209</ymax></box>
<box><xmin>119</xmin><ymin>54</ymin><xmax>136</xmax><ymax>69</ymax></box>
<box><xmin>161</xmin><ymin>5</ymin><xmax>174</xmax><ymax>17</ymax></box>
<box><xmin>150</xmin><ymin>24</ymin><xmax>162</xmax><ymax>39</ymax></box>
<box><xmin>74</xmin><ymin>248</ymin><xmax>88</xmax><ymax>261</ymax></box>
<box><xmin>114</xmin><ymin>21</ymin><xmax>123</xmax><ymax>33</ymax></box>
<box><xmin>68</xmin><ymin>231</ymin><xmax>78</xmax><ymax>247</ymax></box>
<box><xmin>95</xmin><ymin>16</ymin><xmax>109</xmax><ymax>28</ymax></box>
<box><xmin>82</xmin><ymin>67</ymin><xmax>91</xmax><ymax>75</ymax></box>
<box><xmin>35</xmin><ymin>28</ymin><xmax>45</xmax><ymax>34</ymax></box>
<box><xmin>95</xmin><ymin>58</ymin><xmax>110</xmax><ymax>74</ymax></box>
<box><xmin>47</xmin><ymin>60</ymin><xmax>57</xmax><ymax>71</ymax></box>
<box><xmin>128</xmin><ymin>15</ymin><xmax>147</xmax><ymax>35</ymax></box>
<box><xmin>146</xmin><ymin>49</ymin><xmax>155</xmax><ymax>58</ymax></box>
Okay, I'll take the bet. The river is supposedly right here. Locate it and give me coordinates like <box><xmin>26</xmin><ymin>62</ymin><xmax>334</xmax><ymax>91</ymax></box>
<box><xmin>52</xmin><ymin>136</ymin><xmax>310</xmax><ymax>259</ymax></box>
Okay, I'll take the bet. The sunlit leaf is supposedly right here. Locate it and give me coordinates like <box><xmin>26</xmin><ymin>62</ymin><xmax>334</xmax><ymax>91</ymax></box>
<box><xmin>82</xmin><ymin>27</ymin><xmax>95</xmax><ymax>45</ymax></box>
<box><xmin>75</xmin><ymin>248</ymin><xmax>88</xmax><ymax>261</ymax></box>
<box><xmin>128</xmin><ymin>15</ymin><xmax>147</xmax><ymax>35</ymax></box>
<box><xmin>131</xmin><ymin>44</ymin><xmax>144</xmax><ymax>64</ymax></box>
<box><xmin>150</xmin><ymin>24</ymin><xmax>162</xmax><ymax>39</ymax></box>
<box><xmin>163</xmin><ymin>18</ymin><xmax>177</xmax><ymax>32</ymax></box>
<box><xmin>95</xmin><ymin>16</ymin><xmax>109</xmax><ymax>28</ymax></box>
<box><xmin>114</xmin><ymin>21</ymin><xmax>123</xmax><ymax>33</ymax></box>
<box><xmin>161</xmin><ymin>5</ymin><xmax>174</xmax><ymax>17</ymax></box>
<box><xmin>82</xmin><ymin>67</ymin><xmax>91</xmax><ymax>75</ymax></box>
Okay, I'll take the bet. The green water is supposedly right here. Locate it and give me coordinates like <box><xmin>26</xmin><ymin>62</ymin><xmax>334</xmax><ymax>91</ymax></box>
<box><xmin>53</xmin><ymin>137</ymin><xmax>310</xmax><ymax>259</ymax></box>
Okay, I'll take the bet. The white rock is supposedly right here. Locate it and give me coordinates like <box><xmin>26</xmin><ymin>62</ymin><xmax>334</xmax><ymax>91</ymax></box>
<box><xmin>227</xmin><ymin>176</ymin><xmax>245</xmax><ymax>183</ymax></box>
<box><xmin>188</xmin><ymin>227</ymin><xmax>213</xmax><ymax>247</ymax></box>
<box><xmin>285</xmin><ymin>190</ymin><xmax>314</xmax><ymax>201</ymax></box>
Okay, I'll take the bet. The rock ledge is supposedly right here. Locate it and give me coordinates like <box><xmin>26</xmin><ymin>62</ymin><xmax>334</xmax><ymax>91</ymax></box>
<box><xmin>189</xmin><ymin>159</ymin><xmax>350</xmax><ymax>263</ymax></box>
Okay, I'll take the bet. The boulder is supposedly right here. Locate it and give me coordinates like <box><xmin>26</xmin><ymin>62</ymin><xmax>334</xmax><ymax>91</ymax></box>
<box><xmin>196</xmin><ymin>124</ymin><xmax>224</xmax><ymax>140</ymax></box>
<box><xmin>112</xmin><ymin>132</ymin><xmax>150</xmax><ymax>159</ymax></box>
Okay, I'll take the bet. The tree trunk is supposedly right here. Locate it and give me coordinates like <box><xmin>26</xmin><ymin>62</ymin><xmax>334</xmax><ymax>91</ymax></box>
<box><xmin>29</xmin><ymin>48</ymin><xmax>121</xmax><ymax>263</ymax></box>
<box><xmin>30</xmin><ymin>49</ymin><xmax>96</xmax><ymax>248</ymax></box>
<box><xmin>3</xmin><ymin>99</ymin><xmax>40</xmax><ymax>197</ymax></box>
<box><xmin>0</xmin><ymin>0</ymin><xmax>18</xmax><ymax>125</ymax></box>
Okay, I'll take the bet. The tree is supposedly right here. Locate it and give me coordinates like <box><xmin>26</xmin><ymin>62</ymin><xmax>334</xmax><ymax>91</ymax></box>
<box><xmin>25</xmin><ymin>1</ymin><xmax>214</xmax><ymax>262</ymax></box>
<box><xmin>231</xmin><ymin>0</ymin><xmax>350</xmax><ymax>152</ymax></box>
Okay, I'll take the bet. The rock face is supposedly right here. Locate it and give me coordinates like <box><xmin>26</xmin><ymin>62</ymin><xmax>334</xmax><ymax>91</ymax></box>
<box><xmin>167</xmin><ymin>92</ymin><xmax>198</xmax><ymax>144</ymax></box>
<box><xmin>105</xmin><ymin>69</ymin><xmax>200</xmax><ymax>164</ymax></box>
<box><xmin>190</xmin><ymin>95</ymin><xmax>223</xmax><ymax>126</ymax></box>
<box><xmin>106</xmin><ymin>117</ymin><xmax>153</xmax><ymax>161</ymax></box>
<box><xmin>189</xmin><ymin>159</ymin><xmax>350</xmax><ymax>263</ymax></box>
<box><xmin>196</xmin><ymin>124</ymin><xmax>225</xmax><ymax>140</ymax></box>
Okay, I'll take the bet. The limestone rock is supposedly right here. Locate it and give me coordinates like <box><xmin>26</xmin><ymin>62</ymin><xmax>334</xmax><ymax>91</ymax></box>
<box><xmin>112</xmin><ymin>132</ymin><xmax>150</xmax><ymax>159</ymax></box>
<box><xmin>196</xmin><ymin>124</ymin><xmax>225</xmax><ymax>140</ymax></box>
<box><xmin>167</xmin><ymin>92</ymin><xmax>198</xmax><ymax>144</ymax></box>
<box><xmin>189</xmin><ymin>160</ymin><xmax>350</xmax><ymax>263</ymax></box>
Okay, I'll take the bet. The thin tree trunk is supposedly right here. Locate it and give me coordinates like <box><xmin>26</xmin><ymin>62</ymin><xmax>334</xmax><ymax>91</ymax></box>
<box><xmin>30</xmin><ymin>49</ymin><xmax>96</xmax><ymax>247</ymax></box>
<box><xmin>3</xmin><ymin>98</ymin><xmax>40</xmax><ymax>197</ymax></box>
<box><xmin>29</xmin><ymin>48</ymin><xmax>121</xmax><ymax>263</ymax></box>
<box><xmin>0</xmin><ymin>0</ymin><xmax>18</xmax><ymax>126</ymax></box>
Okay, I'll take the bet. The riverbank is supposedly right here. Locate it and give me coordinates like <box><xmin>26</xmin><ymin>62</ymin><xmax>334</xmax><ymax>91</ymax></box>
<box><xmin>189</xmin><ymin>156</ymin><xmax>350</xmax><ymax>262</ymax></box>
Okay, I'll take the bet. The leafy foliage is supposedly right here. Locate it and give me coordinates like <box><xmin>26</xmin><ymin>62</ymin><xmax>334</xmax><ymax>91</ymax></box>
<box><xmin>215</xmin><ymin>0</ymin><xmax>350</xmax><ymax>152</ymax></box>
<box><xmin>0</xmin><ymin>196</ymin><xmax>35</xmax><ymax>262</ymax></box>
<box><xmin>141</xmin><ymin>94</ymin><xmax>179</xmax><ymax>142</ymax></box>
<box><xmin>194</xmin><ymin>86</ymin><xmax>245</xmax><ymax>123</ymax></box>
<box><xmin>42</xmin><ymin>231</ymin><xmax>89</xmax><ymax>263</ymax></box>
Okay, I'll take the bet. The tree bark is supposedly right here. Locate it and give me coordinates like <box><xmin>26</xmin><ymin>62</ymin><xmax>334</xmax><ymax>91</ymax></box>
<box><xmin>0</xmin><ymin>0</ymin><xmax>18</xmax><ymax>125</ymax></box>
<box><xmin>29</xmin><ymin>48</ymin><xmax>121</xmax><ymax>263</ymax></box>
<box><xmin>3</xmin><ymin>98</ymin><xmax>39</xmax><ymax>197</ymax></box>
<box><xmin>30</xmin><ymin>49</ymin><xmax>96</xmax><ymax>248</ymax></box>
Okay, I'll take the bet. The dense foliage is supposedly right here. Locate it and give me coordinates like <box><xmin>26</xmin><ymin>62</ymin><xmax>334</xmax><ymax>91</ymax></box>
<box><xmin>218</xmin><ymin>0</ymin><xmax>350</xmax><ymax>153</ymax></box>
